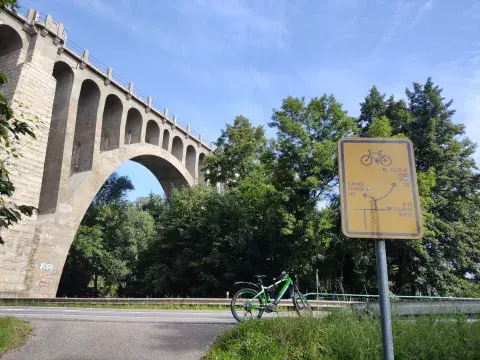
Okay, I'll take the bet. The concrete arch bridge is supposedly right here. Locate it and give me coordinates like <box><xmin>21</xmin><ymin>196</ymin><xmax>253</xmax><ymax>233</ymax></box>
<box><xmin>0</xmin><ymin>6</ymin><xmax>212</xmax><ymax>297</ymax></box>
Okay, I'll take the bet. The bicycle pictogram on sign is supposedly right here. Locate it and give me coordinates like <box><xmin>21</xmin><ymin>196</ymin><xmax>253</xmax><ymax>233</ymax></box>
<box><xmin>360</xmin><ymin>149</ymin><xmax>392</xmax><ymax>166</ymax></box>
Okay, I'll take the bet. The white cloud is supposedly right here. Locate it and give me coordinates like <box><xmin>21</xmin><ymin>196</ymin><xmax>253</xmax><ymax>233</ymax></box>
<box><xmin>172</xmin><ymin>0</ymin><xmax>290</xmax><ymax>53</ymax></box>
<box><xmin>411</xmin><ymin>0</ymin><xmax>434</xmax><ymax>28</ymax></box>
<box><xmin>375</xmin><ymin>0</ymin><xmax>434</xmax><ymax>54</ymax></box>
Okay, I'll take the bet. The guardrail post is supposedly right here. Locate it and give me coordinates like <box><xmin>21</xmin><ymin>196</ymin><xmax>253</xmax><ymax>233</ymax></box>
<box><xmin>79</xmin><ymin>49</ymin><xmax>89</xmax><ymax>69</ymax></box>
<box><xmin>104</xmin><ymin>67</ymin><xmax>112</xmax><ymax>86</ymax></box>
<box><xmin>163</xmin><ymin>108</ymin><xmax>168</xmax><ymax>123</ymax></box>
<box><xmin>41</xmin><ymin>14</ymin><xmax>54</xmax><ymax>37</ymax></box>
<box><xmin>26</xmin><ymin>9</ymin><xmax>38</xmax><ymax>24</ymax></box>
<box><xmin>23</xmin><ymin>9</ymin><xmax>39</xmax><ymax>35</ymax></box>
<box><xmin>54</xmin><ymin>23</ymin><xmax>65</xmax><ymax>45</ymax></box>
<box><xmin>146</xmin><ymin>96</ymin><xmax>152</xmax><ymax>113</ymax></box>
<box><xmin>126</xmin><ymin>82</ymin><xmax>133</xmax><ymax>100</ymax></box>
<box><xmin>185</xmin><ymin>124</ymin><xmax>190</xmax><ymax>138</ymax></box>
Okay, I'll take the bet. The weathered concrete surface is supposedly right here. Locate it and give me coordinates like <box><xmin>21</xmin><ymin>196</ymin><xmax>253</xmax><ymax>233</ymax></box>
<box><xmin>0</xmin><ymin>8</ymin><xmax>211</xmax><ymax>298</ymax></box>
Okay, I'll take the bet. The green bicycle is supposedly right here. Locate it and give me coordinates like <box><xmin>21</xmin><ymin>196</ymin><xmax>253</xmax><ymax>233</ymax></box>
<box><xmin>230</xmin><ymin>270</ymin><xmax>313</xmax><ymax>322</ymax></box>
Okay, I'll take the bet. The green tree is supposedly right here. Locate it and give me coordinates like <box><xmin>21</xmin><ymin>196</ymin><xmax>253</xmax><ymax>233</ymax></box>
<box><xmin>57</xmin><ymin>225</ymin><xmax>104</xmax><ymax>296</ymax></box>
<box><xmin>138</xmin><ymin>183</ymin><xmax>283</xmax><ymax>297</ymax></box>
<box><xmin>58</xmin><ymin>173</ymin><xmax>155</xmax><ymax>297</ymax></box>
<box><xmin>203</xmin><ymin>115</ymin><xmax>267</xmax><ymax>187</ymax></box>
<box><xmin>345</xmin><ymin>78</ymin><xmax>480</xmax><ymax>296</ymax></box>
<box><xmin>135</xmin><ymin>193</ymin><xmax>168</xmax><ymax>227</ymax></box>
<box><xmin>267</xmin><ymin>95</ymin><xmax>357</xmax><ymax>274</ymax></box>
<box><xmin>0</xmin><ymin>0</ymin><xmax>38</xmax><ymax>244</ymax></box>
<box><xmin>357</xmin><ymin>86</ymin><xmax>387</xmax><ymax>136</ymax></box>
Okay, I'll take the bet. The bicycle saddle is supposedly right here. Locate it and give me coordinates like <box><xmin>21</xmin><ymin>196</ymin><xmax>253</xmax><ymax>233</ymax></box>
<box><xmin>254</xmin><ymin>274</ymin><xmax>267</xmax><ymax>279</ymax></box>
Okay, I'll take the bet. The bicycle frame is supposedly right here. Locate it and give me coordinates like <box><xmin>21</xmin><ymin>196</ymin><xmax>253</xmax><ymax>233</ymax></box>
<box><xmin>244</xmin><ymin>276</ymin><xmax>293</xmax><ymax>310</ymax></box>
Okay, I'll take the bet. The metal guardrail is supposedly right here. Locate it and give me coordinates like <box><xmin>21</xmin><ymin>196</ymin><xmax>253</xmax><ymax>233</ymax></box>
<box><xmin>6</xmin><ymin>3</ymin><xmax>214</xmax><ymax>150</ymax></box>
<box><xmin>305</xmin><ymin>292</ymin><xmax>480</xmax><ymax>302</ymax></box>
<box><xmin>2</xmin><ymin>296</ymin><xmax>479</xmax><ymax>314</ymax></box>
<box><xmin>0</xmin><ymin>297</ymin><xmax>352</xmax><ymax>309</ymax></box>
<box><xmin>304</xmin><ymin>293</ymin><xmax>480</xmax><ymax>316</ymax></box>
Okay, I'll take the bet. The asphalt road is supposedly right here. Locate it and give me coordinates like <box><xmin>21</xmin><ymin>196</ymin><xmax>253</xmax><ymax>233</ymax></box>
<box><xmin>0</xmin><ymin>307</ymin><xmax>238</xmax><ymax>360</ymax></box>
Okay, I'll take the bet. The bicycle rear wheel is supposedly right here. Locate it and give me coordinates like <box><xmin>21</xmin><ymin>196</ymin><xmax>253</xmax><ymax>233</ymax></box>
<box><xmin>230</xmin><ymin>288</ymin><xmax>264</xmax><ymax>322</ymax></box>
<box><xmin>292</xmin><ymin>288</ymin><xmax>313</xmax><ymax>317</ymax></box>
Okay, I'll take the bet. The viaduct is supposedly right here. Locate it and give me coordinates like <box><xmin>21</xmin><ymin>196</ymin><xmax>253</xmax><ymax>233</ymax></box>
<box><xmin>0</xmin><ymin>6</ymin><xmax>212</xmax><ymax>297</ymax></box>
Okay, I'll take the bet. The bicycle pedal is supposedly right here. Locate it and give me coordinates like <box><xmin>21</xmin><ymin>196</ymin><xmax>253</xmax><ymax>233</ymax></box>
<box><xmin>265</xmin><ymin>304</ymin><xmax>277</xmax><ymax>313</ymax></box>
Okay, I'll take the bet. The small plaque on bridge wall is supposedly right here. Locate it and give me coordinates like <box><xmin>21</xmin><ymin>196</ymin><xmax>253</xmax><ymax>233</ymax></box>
<box><xmin>40</xmin><ymin>262</ymin><xmax>54</xmax><ymax>271</ymax></box>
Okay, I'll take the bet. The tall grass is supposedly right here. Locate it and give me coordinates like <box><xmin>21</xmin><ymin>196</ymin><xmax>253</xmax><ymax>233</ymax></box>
<box><xmin>0</xmin><ymin>316</ymin><xmax>33</xmax><ymax>356</ymax></box>
<box><xmin>203</xmin><ymin>312</ymin><xmax>480</xmax><ymax>360</ymax></box>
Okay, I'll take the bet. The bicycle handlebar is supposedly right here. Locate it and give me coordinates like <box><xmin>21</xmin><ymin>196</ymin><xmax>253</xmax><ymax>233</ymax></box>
<box><xmin>273</xmin><ymin>271</ymin><xmax>288</xmax><ymax>282</ymax></box>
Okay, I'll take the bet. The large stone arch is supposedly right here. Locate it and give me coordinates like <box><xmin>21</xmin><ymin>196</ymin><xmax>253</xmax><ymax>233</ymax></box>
<box><xmin>162</xmin><ymin>129</ymin><xmax>170</xmax><ymax>150</ymax></box>
<box><xmin>0</xmin><ymin>24</ymin><xmax>24</xmax><ymax>102</ymax></box>
<box><xmin>145</xmin><ymin>120</ymin><xmax>160</xmax><ymax>145</ymax></box>
<box><xmin>186</xmin><ymin>145</ymin><xmax>196</xmax><ymax>177</ymax></box>
<box><xmin>124</xmin><ymin>108</ymin><xmax>142</xmax><ymax>145</ymax></box>
<box><xmin>101</xmin><ymin>94</ymin><xmax>123</xmax><ymax>151</ymax></box>
<box><xmin>38</xmin><ymin>61</ymin><xmax>74</xmax><ymax>215</ymax></box>
<box><xmin>31</xmin><ymin>144</ymin><xmax>194</xmax><ymax>298</ymax></box>
<box><xmin>0</xmin><ymin>24</ymin><xmax>23</xmax><ymax>57</ymax></box>
<box><xmin>198</xmin><ymin>152</ymin><xmax>206</xmax><ymax>184</ymax></box>
<box><xmin>71</xmin><ymin>79</ymin><xmax>101</xmax><ymax>174</ymax></box>
<box><xmin>171</xmin><ymin>136</ymin><xmax>184</xmax><ymax>162</ymax></box>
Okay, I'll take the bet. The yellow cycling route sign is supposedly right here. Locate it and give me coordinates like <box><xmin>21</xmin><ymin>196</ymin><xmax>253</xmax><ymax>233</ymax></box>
<box><xmin>338</xmin><ymin>138</ymin><xmax>423</xmax><ymax>240</ymax></box>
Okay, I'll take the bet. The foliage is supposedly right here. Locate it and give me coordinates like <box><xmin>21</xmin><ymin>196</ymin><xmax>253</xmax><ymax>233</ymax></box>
<box><xmin>0</xmin><ymin>0</ymin><xmax>17</xmax><ymax>11</ymax></box>
<box><xmin>355</xmin><ymin>78</ymin><xmax>479</xmax><ymax>296</ymax></box>
<box><xmin>58</xmin><ymin>174</ymin><xmax>155</xmax><ymax>297</ymax></box>
<box><xmin>0</xmin><ymin>316</ymin><xmax>33</xmax><ymax>356</ymax></box>
<box><xmin>0</xmin><ymin>0</ymin><xmax>39</xmax><ymax>245</ymax></box>
<box><xmin>136</xmin><ymin>184</ymin><xmax>281</xmax><ymax>297</ymax></box>
<box><xmin>203</xmin><ymin>313</ymin><xmax>480</xmax><ymax>360</ymax></box>
<box><xmin>204</xmin><ymin>115</ymin><xmax>267</xmax><ymax>187</ymax></box>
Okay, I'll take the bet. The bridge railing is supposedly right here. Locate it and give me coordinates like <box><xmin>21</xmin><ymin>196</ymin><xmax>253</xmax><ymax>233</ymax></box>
<box><xmin>7</xmin><ymin>3</ymin><xmax>214</xmax><ymax>151</ymax></box>
<box><xmin>304</xmin><ymin>292</ymin><xmax>480</xmax><ymax>316</ymax></box>
<box><xmin>1</xmin><ymin>295</ymin><xmax>478</xmax><ymax>316</ymax></box>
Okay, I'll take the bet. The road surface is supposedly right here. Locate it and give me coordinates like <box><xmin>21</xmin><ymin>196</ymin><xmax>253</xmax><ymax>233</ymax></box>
<box><xmin>0</xmin><ymin>307</ymin><xmax>240</xmax><ymax>360</ymax></box>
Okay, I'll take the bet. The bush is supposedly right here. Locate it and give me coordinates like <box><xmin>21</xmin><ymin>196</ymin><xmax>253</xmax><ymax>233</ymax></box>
<box><xmin>203</xmin><ymin>312</ymin><xmax>480</xmax><ymax>360</ymax></box>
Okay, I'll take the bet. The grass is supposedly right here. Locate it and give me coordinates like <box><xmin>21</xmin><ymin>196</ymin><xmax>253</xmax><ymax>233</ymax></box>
<box><xmin>0</xmin><ymin>317</ymin><xmax>33</xmax><ymax>357</ymax></box>
<box><xmin>203</xmin><ymin>311</ymin><xmax>480</xmax><ymax>360</ymax></box>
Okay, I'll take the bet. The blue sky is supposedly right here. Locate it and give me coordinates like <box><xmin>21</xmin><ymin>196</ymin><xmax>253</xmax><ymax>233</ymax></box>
<box><xmin>22</xmin><ymin>0</ymin><xmax>480</xmax><ymax>201</ymax></box>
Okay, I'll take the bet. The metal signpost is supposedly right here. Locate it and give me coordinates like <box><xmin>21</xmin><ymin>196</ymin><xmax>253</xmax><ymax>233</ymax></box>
<box><xmin>337</xmin><ymin>138</ymin><xmax>423</xmax><ymax>360</ymax></box>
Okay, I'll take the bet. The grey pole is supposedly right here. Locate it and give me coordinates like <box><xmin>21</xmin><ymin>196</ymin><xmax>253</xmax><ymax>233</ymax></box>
<box><xmin>375</xmin><ymin>239</ymin><xmax>394</xmax><ymax>360</ymax></box>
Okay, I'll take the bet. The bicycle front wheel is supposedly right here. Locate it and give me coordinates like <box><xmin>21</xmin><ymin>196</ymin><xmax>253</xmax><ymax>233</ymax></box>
<box><xmin>230</xmin><ymin>288</ymin><xmax>264</xmax><ymax>322</ymax></box>
<box><xmin>292</xmin><ymin>288</ymin><xmax>313</xmax><ymax>317</ymax></box>
<box><xmin>361</xmin><ymin>155</ymin><xmax>373</xmax><ymax>166</ymax></box>
<box><xmin>380</xmin><ymin>155</ymin><xmax>392</xmax><ymax>166</ymax></box>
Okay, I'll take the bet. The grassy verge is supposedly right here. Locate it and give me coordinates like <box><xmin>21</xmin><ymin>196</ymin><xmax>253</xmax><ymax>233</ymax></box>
<box><xmin>0</xmin><ymin>317</ymin><xmax>33</xmax><ymax>357</ymax></box>
<box><xmin>203</xmin><ymin>312</ymin><xmax>480</xmax><ymax>360</ymax></box>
